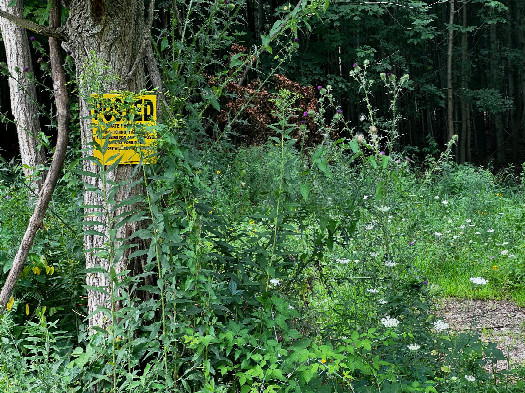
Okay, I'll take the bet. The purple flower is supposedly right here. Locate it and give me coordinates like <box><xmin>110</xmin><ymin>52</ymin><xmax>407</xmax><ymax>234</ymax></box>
<box><xmin>386</xmin><ymin>72</ymin><xmax>392</xmax><ymax>77</ymax></box>
<box><xmin>294</xmin><ymin>38</ymin><xmax>299</xmax><ymax>42</ymax></box>
<box><xmin>353</xmin><ymin>63</ymin><xmax>358</xmax><ymax>68</ymax></box>
<box><xmin>337</xmin><ymin>109</ymin><xmax>342</xmax><ymax>114</ymax></box>
<box><xmin>423</xmin><ymin>280</ymin><xmax>428</xmax><ymax>285</ymax></box>
<box><xmin>23</xmin><ymin>66</ymin><xmax>29</xmax><ymax>72</ymax></box>
<box><xmin>303</xmin><ymin>111</ymin><xmax>308</xmax><ymax>117</ymax></box>
<box><xmin>409</xmin><ymin>241</ymin><xmax>415</xmax><ymax>246</ymax></box>
<box><xmin>30</xmin><ymin>36</ymin><xmax>35</xmax><ymax>42</ymax></box>
<box><xmin>317</xmin><ymin>85</ymin><xmax>322</xmax><ymax>90</ymax></box>
<box><xmin>380</xmin><ymin>151</ymin><xmax>385</xmax><ymax>155</ymax></box>
<box><xmin>66</xmin><ymin>50</ymin><xmax>72</xmax><ymax>55</ymax></box>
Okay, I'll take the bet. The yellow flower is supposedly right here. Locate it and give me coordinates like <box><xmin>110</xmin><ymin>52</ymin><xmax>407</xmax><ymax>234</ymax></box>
<box><xmin>493</xmin><ymin>265</ymin><xmax>498</xmax><ymax>270</ymax></box>
<box><xmin>497</xmin><ymin>193</ymin><xmax>502</xmax><ymax>197</ymax></box>
<box><xmin>6</xmin><ymin>297</ymin><xmax>14</xmax><ymax>311</ymax></box>
<box><xmin>216</xmin><ymin>170</ymin><xmax>221</xmax><ymax>174</ymax></box>
<box><xmin>321</xmin><ymin>359</ymin><xmax>327</xmax><ymax>363</ymax></box>
<box><xmin>250</xmin><ymin>220</ymin><xmax>255</xmax><ymax>225</ymax></box>
<box><xmin>32</xmin><ymin>266</ymin><xmax>41</xmax><ymax>275</ymax></box>
<box><xmin>26</xmin><ymin>304</ymin><xmax>29</xmax><ymax>315</ymax></box>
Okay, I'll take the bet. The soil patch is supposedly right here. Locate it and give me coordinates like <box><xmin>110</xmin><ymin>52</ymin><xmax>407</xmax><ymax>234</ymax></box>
<box><xmin>435</xmin><ymin>298</ymin><xmax>525</xmax><ymax>372</ymax></box>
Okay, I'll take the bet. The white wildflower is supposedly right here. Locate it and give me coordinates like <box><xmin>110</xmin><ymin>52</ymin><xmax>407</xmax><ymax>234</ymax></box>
<box><xmin>475</xmin><ymin>231</ymin><xmax>481</xmax><ymax>235</ymax></box>
<box><xmin>384</xmin><ymin>260</ymin><xmax>397</xmax><ymax>267</ymax></box>
<box><xmin>433</xmin><ymin>320</ymin><xmax>449</xmax><ymax>332</ymax></box>
<box><xmin>502</xmin><ymin>242</ymin><xmax>509</xmax><ymax>245</ymax></box>
<box><xmin>466</xmin><ymin>219</ymin><xmax>472</xmax><ymax>223</ymax></box>
<box><xmin>464</xmin><ymin>375</ymin><xmax>476</xmax><ymax>382</ymax></box>
<box><xmin>367</xmin><ymin>288</ymin><xmax>379</xmax><ymax>293</ymax></box>
<box><xmin>337</xmin><ymin>258</ymin><xmax>350</xmax><ymax>264</ymax></box>
<box><xmin>442</xmin><ymin>200</ymin><xmax>448</xmax><ymax>205</ymax></box>
<box><xmin>376</xmin><ymin>205</ymin><xmax>390</xmax><ymax>213</ymax></box>
<box><xmin>381</xmin><ymin>316</ymin><xmax>399</xmax><ymax>328</ymax></box>
<box><xmin>407</xmin><ymin>344</ymin><xmax>421</xmax><ymax>351</ymax></box>
<box><xmin>487</xmin><ymin>229</ymin><xmax>495</xmax><ymax>233</ymax></box>
<box><xmin>379</xmin><ymin>299</ymin><xmax>387</xmax><ymax>305</ymax></box>
<box><xmin>269</xmin><ymin>278</ymin><xmax>281</xmax><ymax>286</ymax></box>
<box><xmin>469</xmin><ymin>277</ymin><xmax>488</xmax><ymax>285</ymax></box>
<box><xmin>365</xmin><ymin>222</ymin><xmax>376</xmax><ymax>230</ymax></box>
<box><xmin>501</xmin><ymin>250</ymin><xmax>509</xmax><ymax>256</ymax></box>
<box><xmin>434</xmin><ymin>195</ymin><xmax>440</xmax><ymax>200</ymax></box>
<box><xmin>434</xmin><ymin>232</ymin><xmax>443</xmax><ymax>237</ymax></box>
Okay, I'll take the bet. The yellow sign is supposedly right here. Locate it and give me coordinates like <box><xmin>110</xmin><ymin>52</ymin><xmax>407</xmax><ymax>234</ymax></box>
<box><xmin>91</xmin><ymin>93</ymin><xmax>157</xmax><ymax>165</ymax></box>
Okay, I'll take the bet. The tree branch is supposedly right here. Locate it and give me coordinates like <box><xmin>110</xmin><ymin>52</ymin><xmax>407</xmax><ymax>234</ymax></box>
<box><xmin>0</xmin><ymin>8</ymin><xmax>67</xmax><ymax>40</ymax></box>
<box><xmin>0</xmin><ymin>0</ymin><xmax>70</xmax><ymax>312</ymax></box>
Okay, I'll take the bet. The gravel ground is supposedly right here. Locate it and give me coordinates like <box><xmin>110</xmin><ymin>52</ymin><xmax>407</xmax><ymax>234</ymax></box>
<box><xmin>435</xmin><ymin>298</ymin><xmax>525</xmax><ymax>372</ymax></box>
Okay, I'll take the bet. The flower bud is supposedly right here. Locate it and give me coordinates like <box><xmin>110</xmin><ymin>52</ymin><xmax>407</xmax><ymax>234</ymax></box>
<box><xmin>369</xmin><ymin>125</ymin><xmax>377</xmax><ymax>135</ymax></box>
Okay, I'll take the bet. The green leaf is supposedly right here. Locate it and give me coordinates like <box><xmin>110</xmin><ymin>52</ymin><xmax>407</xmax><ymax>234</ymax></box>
<box><xmin>230</xmin><ymin>53</ymin><xmax>244</xmax><ymax>68</ymax></box>
<box><xmin>261</xmin><ymin>35</ymin><xmax>272</xmax><ymax>54</ymax></box>
<box><xmin>382</xmin><ymin>154</ymin><xmax>390</xmax><ymax>169</ymax></box>
<box><xmin>300</xmin><ymin>183</ymin><xmax>310</xmax><ymax>201</ymax></box>
<box><xmin>349</xmin><ymin>139</ymin><xmax>359</xmax><ymax>153</ymax></box>
<box><xmin>160</xmin><ymin>37</ymin><xmax>169</xmax><ymax>52</ymax></box>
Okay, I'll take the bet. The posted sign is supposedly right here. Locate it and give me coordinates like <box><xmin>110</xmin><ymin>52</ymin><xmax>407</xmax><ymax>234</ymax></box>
<box><xmin>91</xmin><ymin>93</ymin><xmax>157</xmax><ymax>165</ymax></box>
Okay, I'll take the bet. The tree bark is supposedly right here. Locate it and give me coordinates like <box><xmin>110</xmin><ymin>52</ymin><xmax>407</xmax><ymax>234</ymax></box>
<box><xmin>459</xmin><ymin>0</ymin><xmax>468</xmax><ymax>164</ymax></box>
<box><xmin>0</xmin><ymin>0</ymin><xmax>69</xmax><ymax>311</ymax></box>
<box><xmin>447</xmin><ymin>0</ymin><xmax>455</xmax><ymax>144</ymax></box>
<box><xmin>0</xmin><ymin>0</ymin><xmax>46</xmax><ymax>191</ymax></box>
<box><xmin>490</xmin><ymin>24</ymin><xmax>505</xmax><ymax>165</ymax></box>
<box><xmin>0</xmin><ymin>0</ymin><xmax>155</xmax><ymax>329</ymax></box>
<box><xmin>65</xmin><ymin>0</ymin><xmax>152</xmax><ymax>330</ymax></box>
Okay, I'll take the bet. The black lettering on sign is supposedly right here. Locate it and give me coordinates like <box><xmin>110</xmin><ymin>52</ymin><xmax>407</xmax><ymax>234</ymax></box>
<box><xmin>143</xmin><ymin>99</ymin><xmax>154</xmax><ymax>122</ymax></box>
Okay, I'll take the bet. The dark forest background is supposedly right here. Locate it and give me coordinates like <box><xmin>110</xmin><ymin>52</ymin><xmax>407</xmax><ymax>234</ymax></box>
<box><xmin>1</xmin><ymin>0</ymin><xmax>524</xmax><ymax>167</ymax></box>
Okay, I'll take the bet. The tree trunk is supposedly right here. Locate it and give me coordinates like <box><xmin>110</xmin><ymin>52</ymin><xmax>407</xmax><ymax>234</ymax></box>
<box><xmin>459</xmin><ymin>0</ymin><xmax>468</xmax><ymax>164</ymax></box>
<box><xmin>65</xmin><ymin>0</ymin><xmax>151</xmax><ymax>330</ymax></box>
<box><xmin>490</xmin><ymin>24</ymin><xmax>505</xmax><ymax>165</ymax></box>
<box><xmin>0</xmin><ymin>0</ymin><xmax>45</xmax><ymax>192</ymax></box>
<box><xmin>447</xmin><ymin>0</ymin><xmax>455</xmax><ymax>143</ymax></box>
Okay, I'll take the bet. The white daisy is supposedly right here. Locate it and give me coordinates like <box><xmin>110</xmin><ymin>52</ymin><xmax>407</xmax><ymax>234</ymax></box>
<box><xmin>381</xmin><ymin>316</ymin><xmax>399</xmax><ymax>328</ymax></box>
<box><xmin>433</xmin><ymin>320</ymin><xmax>449</xmax><ymax>332</ymax></box>
<box><xmin>469</xmin><ymin>277</ymin><xmax>488</xmax><ymax>285</ymax></box>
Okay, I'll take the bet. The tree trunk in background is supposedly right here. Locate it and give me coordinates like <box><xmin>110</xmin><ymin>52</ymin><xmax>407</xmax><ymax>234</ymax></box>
<box><xmin>459</xmin><ymin>0</ymin><xmax>468</xmax><ymax>164</ymax></box>
<box><xmin>0</xmin><ymin>0</ymin><xmax>45</xmax><ymax>192</ymax></box>
<box><xmin>518</xmin><ymin>2</ymin><xmax>525</xmax><ymax>162</ymax></box>
<box><xmin>508</xmin><ymin>1</ymin><xmax>519</xmax><ymax>164</ymax></box>
<box><xmin>65</xmin><ymin>0</ymin><xmax>151</xmax><ymax>330</ymax></box>
<box><xmin>447</xmin><ymin>0</ymin><xmax>455</xmax><ymax>144</ymax></box>
<box><xmin>490</xmin><ymin>24</ymin><xmax>505</xmax><ymax>165</ymax></box>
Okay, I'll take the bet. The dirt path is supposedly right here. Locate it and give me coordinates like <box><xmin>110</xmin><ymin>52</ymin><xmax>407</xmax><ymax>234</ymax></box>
<box><xmin>435</xmin><ymin>298</ymin><xmax>525</xmax><ymax>371</ymax></box>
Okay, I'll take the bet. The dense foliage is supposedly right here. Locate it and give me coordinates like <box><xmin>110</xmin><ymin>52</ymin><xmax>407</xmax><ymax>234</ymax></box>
<box><xmin>1</xmin><ymin>0</ymin><xmax>525</xmax><ymax>392</ymax></box>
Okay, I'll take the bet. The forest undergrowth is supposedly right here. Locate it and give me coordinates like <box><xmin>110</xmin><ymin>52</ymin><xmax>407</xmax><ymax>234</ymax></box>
<box><xmin>1</xmin><ymin>85</ymin><xmax>525</xmax><ymax>392</ymax></box>
<box><xmin>1</xmin><ymin>1</ymin><xmax>525</xmax><ymax>391</ymax></box>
